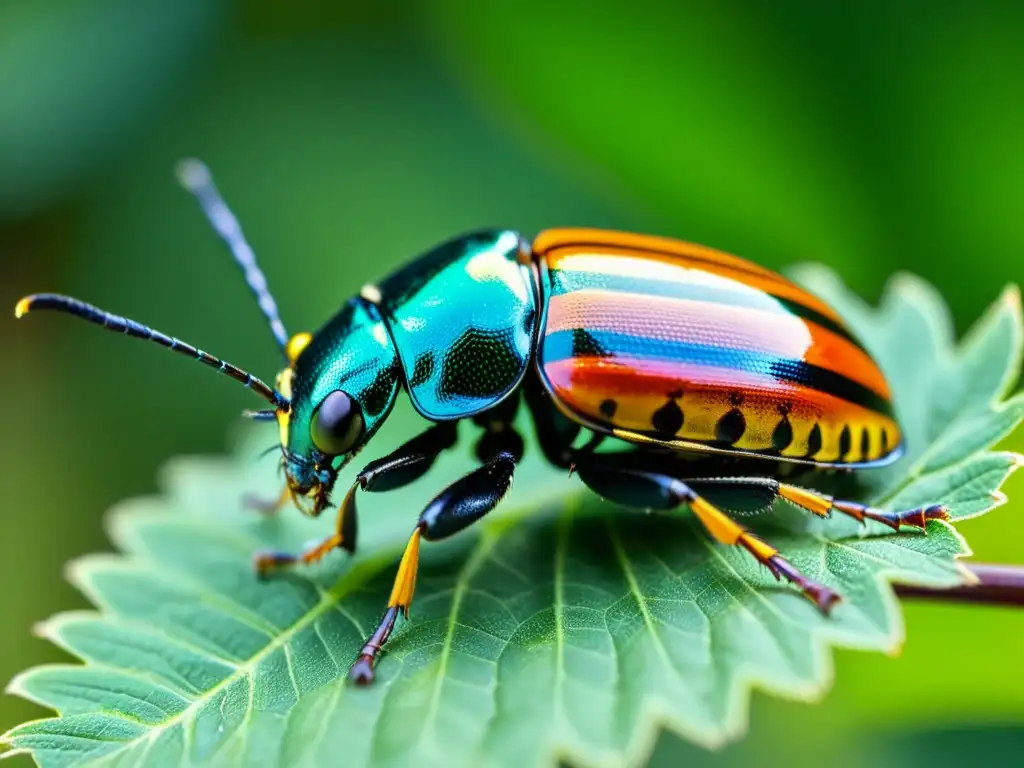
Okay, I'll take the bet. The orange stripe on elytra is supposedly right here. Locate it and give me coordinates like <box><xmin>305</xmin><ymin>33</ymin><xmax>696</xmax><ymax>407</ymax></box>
<box><xmin>534</xmin><ymin>228</ymin><xmax>782</xmax><ymax>280</ymax></box>
<box><xmin>803</xmin><ymin>322</ymin><xmax>891</xmax><ymax>399</ymax></box>
<box><xmin>544</xmin><ymin>290</ymin><xmax>890</xmax><ymax>399</ymax></box>
<box><xmin>542</xmin><ymin>243</ymin><xmax>844</xmax><ymax>325</ymax></box>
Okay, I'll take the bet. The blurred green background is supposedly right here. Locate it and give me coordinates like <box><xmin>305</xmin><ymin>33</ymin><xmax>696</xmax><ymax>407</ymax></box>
<box><xmin>1</xmin><ymin>1</ymin><xmax>1021</xmax><ymax>766</ymax></box>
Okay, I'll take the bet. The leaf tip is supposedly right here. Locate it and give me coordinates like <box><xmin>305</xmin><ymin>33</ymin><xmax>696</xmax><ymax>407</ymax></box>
<box><xmin>884</xmin><ymin>643</ymin><xmax>904</xmax><ymax>658</ymax></box>
<box><xmin>999</xmin><ymin>283</ymin><xmax>1022</xmax><ymax>312</ymax></box>
<box><xmin>4</xmin><ymin>670</ymin><xmax>31</xmax><ymax>700</ymax></box>
<box><xmin>887</xmin><ymin>271</ymin><xmax>937</xmax><ymax>300</ymax></box>
<box><xmin>787</xmin><ymin>261</ymin><xmax>838</xmax><ymax>285</ymax></box>
<box><xmin>62</xmin><ymin>553</ymin><xmax>127</xmax><ymax>608</ymax></box>
<box><xmin>0</xmin><ymin>744</ymin><xmax>27</xmax><ymax>762</ymax></box>
<box><xmin>887</xmin><ymin>274</ymin><xmax>960</xmax><ymax>353</ymax></box>
<box><xmin>30</xmin><ymin>613</ymin><xmax>65</xmax><ymax>643</ymax></box>
<box><xmin>29</xmin><ymin>615</ymin><xmax>71</xmax><ymax>643</ymax></box>
<box><xmin>955</xmin><ymin>561</ymin><xmax>981</xmax><ymax>586</ymax></box>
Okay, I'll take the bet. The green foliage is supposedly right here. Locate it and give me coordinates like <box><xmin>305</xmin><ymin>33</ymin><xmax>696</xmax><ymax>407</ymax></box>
<box><xmin>0</xmin><ymin>0</ymin><xmax>227</xmax><ymax>219</ymax></box>
<box><xmin>427</xmin><ymin>0</ymin><xmax>1024</xmax><ymax>322</ymax></box>
<box><xmin>3</xmin><ymin>272</ymin><xmax>1021</xmax><ymax>767</ymax></box>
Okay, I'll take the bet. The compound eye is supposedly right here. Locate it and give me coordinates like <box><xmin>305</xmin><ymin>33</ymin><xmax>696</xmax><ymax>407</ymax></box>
<box><xmin>310</xmin><ymin>390</ymin><xmax>364</xmax><ymax>455</ymax></box>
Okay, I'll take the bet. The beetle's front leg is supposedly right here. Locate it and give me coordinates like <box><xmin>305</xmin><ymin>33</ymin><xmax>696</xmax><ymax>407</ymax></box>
<box><xmin>348</xmin><ymin>450</ymin><xmax>518</xmax><ymax>685</ymax></box>
<box><xmin>252</xmin><ymin>422</ymin><xmax>458</xmax><ymax>577</ymax></box>
<box><xmin>243</xmin><ymin>485</ymin><xmax>291</xmax><ymax>516</ymax></box>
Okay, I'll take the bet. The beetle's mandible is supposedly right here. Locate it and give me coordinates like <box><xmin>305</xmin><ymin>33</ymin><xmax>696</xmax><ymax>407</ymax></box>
<box><xmin>15</xmin><ymin>161</ymin><xmax>948</xmax><ymax>684</ymax></box>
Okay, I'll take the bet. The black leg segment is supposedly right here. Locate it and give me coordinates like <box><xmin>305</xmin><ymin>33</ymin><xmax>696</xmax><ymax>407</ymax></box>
<box><xmin>348</xmin><ymin>451</ymin><xmax>517</xmax><ymax>684</ymax></box>
<box><xmin>523</xmin><ymin>370</ymin><xmax>581</xmax><ymax>469</ymax></box>
<box><xmin>253</xmin><ymin>421</ymin><xmax>458</xmax><ymax>576</ymax></box>
<box><xmin>573</xmin><ymin>453</ymin><xmax>841</xmax><ymax>613</ymax></box>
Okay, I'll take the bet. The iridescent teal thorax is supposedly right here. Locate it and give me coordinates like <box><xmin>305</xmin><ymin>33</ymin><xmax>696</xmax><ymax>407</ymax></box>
<box><xmin>371</xmin><ymin>229</ymin><xmax>539</xmax><ymax>421</ymax></box>
<box><xmin>286</xmin><ymin>229</ymin><xmax>539</xmax><ymax>471</ymax></box>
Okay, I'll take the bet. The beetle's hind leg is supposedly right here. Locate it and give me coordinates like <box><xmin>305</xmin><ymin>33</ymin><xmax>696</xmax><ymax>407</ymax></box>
<box><xmin>772</xmin><ymin>483</ymin><xmax>949</xmax><ymax>530</ymax></box>
<box><xmin>574</xmin><ymin>458</ymin><xmax>841</xmax><ymax>613</ymax></box>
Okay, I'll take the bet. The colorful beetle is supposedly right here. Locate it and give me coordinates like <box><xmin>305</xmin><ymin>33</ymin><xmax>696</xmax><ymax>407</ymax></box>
<box><xmin>15</xmin><ymin>160</ymin><xmax>947</xmax><ymax>684</ymax></box>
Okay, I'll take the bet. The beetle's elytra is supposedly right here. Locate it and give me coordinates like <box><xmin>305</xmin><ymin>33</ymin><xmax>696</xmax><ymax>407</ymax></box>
<box><xmin>15</xmin><ymin>160</ymin><xmax>948</xmax><ymax>684</ymax></box>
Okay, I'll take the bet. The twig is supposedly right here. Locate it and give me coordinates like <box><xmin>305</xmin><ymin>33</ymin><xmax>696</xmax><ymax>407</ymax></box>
<box><xmin>895</xmin><ymin>563</ymin><xmax>1024</xmax><ymax>608</ymax></box>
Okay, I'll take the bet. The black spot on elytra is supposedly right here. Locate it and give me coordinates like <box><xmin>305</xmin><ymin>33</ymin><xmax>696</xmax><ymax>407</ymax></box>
<box><xmin>599</xmin><ymin>399</ymin><xmax>618</xmax><ymax>419</ymax></box>
<box><xmin>861</xmin><ymin>426</ymin><xmax>871</xmax><ymax>458</ymax></box>
<box><xmin>838</xmin><ymin>424</ymin><xmax>852</xmax><ymax>460</ymax></box>
<box><xmin>667</xmin><ymin>388</ymin><xmax>683</xmax><ymax>399</ymax></box>
<box><xmin>571</xmin><ymin>329</ymin><xmax>606</xmax><ymax>357</ymax></box>
<box><xmin>651</xmin><ymin>398</ymin><xmax>684</xmax><ymax>436</ymax></box>
<box><xmin>728</xmin><ymin>392</ymin><xmax>745</xmax><ymax>407</ymax></box>
<box><xmin>410</xmin><ymin>352</ymin><xmax>434</xmax><ymax>388</ymax></box>
<box><xmin>806</xmin><ymin>423</ymin><xmax>823</xmax><ymax>458</ymax></box>
<box><xmin>880</xmin><ymin>428</ymin><xmax>890</xmax><ymax>454</ymax></box>
<box><xmin>715</xmin><ymin>408</ymin><xmax>746</xmax><ymax>446</ymax></box>
<box><xmin>771</xmin><ymin>417</ymin><xmax>794</xmax><ymax>452</ymax></box>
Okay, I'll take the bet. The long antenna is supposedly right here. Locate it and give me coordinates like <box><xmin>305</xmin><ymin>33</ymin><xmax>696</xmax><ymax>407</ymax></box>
<box><xmin>14</xmin><ymin>294</ymin><xmax>288</xmax><ymax>410</ymax></box>
<box><xmin>175</xmin><ymin>158</ymin><xmax>290</xmax><ymax>357</ymax></box>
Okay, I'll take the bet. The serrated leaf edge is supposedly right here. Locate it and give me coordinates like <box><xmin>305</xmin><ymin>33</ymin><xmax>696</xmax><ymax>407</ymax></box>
<box><xmin>2</xmin><ymin>446</ymin><xmax>1017</xmax><ymax>765</ymax></box>
<box><xmin>2</xmin><ymin>499</ymin><xmax>987</xmax><ymax>768</ymax></box>
<box><xmin>3</xmin><ymin>274</ymin><xmax>1021</xmax><ymax>767</ymax></box>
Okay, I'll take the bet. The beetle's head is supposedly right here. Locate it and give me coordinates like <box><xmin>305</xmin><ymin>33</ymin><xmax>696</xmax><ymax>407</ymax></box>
<box><xmin>278</xmin><ymin>384</ymin><xmax>364</xmax><ymax>516</ymax></box>
<box><xmin>12</xmin><ymin>161</ymin><xmax>402</xmax><ymax>521</ymax></box>
<box><xmin>276</xmin><ymin>298</ymin><xmax>401</xmax><ymax>517</ymax></box>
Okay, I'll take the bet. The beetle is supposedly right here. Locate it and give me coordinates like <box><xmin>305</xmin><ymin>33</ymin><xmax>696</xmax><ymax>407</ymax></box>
<box><xmin>15</xmin><ymin>160</ymin><xmax>948</xmax><ymax>684</ymax></box>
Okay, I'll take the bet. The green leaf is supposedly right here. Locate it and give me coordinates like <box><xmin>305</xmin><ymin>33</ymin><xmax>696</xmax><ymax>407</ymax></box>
<box><xmin>4</xmin><ymin>272</ymin><xmax>1022</xmax><ymax>768</ymax></box>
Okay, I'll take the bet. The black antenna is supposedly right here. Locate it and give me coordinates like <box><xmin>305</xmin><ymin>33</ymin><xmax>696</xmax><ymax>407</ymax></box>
<box><xmin>176</xmin><ymin>158</ymin><xmax>290</xmax><ymax>357</ymax></box>
<box><xmin>15</xmin><ymin>294</ymin><xmax>288</xmax><ymax>410</ymax></box>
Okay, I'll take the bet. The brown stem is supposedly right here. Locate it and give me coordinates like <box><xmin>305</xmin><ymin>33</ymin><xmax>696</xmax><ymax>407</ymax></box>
<box><xmin>895</xmin><ymin>563</ymin><xmax>1024</xmax><ymax>608</ymax></box>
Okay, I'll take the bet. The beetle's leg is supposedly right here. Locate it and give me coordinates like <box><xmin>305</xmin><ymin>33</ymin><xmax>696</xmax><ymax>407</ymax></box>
<box><xmin>349</xmin><ymin>445</ymin><xmax>520</xmax><ymax>685</ymax></box>
<box><xmin>253</xmin><ymin>422</ymin><xmax>459</xmax><ymax>576</ymax></box>
<box><xmin>472</xmin><ymin>392</ymin><xmax>524</xmax><ymax>464</ymax></box>
<box><xmin>574</xmin><ymin>460</ymin><xmax>840</xmax><ymax>613</ymax></box>
<box><xmin>679</xmin><ymin>476</ymin><xmax>949</xmax><ymax>531</ymax></box>
<box><xmin>773</xmin><ymin>483</ymin><xmax>949</xmax><ymax>530</ymax></box>
<box><xmin>243</xmin><ymin>485</ymin><xmax>291</xmax><ymax>516</ymax></box>
<box><xmin>252</xmin><ymin>485</ymin><xmax>346</xmax><ymax>574</ymax></box>
<box><xmin>523</xmin><ymin>369</ymin><xmax>581</xmax><ymax>469</ymax></box>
